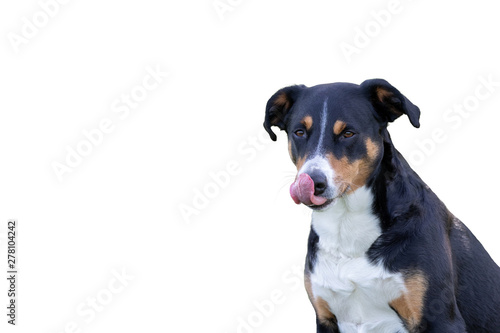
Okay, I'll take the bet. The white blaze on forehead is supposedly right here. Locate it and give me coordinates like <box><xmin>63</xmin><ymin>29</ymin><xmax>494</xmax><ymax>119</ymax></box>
<box><xmin>296</xmin><ymin>98</ymin><xmax>337</xmax><ymax>198</ymax></box>
<box><xmin>315</xmin><ymin>98</ymin><xmax>329</xmax><ymax>156</ymax></box>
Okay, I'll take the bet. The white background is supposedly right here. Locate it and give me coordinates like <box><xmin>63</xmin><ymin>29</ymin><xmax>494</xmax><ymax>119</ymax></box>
<box><xmin>1</xmin><ymin>0</ymin><xmax>500</xmax><ymax>332</ymax></box>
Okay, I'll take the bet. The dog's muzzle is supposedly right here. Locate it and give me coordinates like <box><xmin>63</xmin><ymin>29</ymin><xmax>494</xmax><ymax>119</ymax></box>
<box><xmin>290</xmin><ymin>173</ymin><xmax>328</xmax><ymax>206</ymax></box>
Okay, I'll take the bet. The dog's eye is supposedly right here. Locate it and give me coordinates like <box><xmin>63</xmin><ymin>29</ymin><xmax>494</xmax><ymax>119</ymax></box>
<box><xmin>343</xmin><ymin>131</ymin><xmax>355</xmax><ymax>138</ymax></box>
<box><xmin>294</xmin><ymin>130</ymin><xmax>305</xmax><ymax>137</ymax></box>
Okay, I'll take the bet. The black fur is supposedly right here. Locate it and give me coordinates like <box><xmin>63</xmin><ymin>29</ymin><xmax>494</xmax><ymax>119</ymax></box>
<box><xmin>264</xmin><ymin>79</ymin><xmax>500</xmax><ymax>332</ymax></box>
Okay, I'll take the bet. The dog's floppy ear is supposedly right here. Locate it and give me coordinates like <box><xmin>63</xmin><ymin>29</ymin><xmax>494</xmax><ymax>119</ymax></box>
<box><xmin>264</xmin><ymin>85</ymin><xmax>306</xmax><ymax>141</ymax></box>
<box><xmin>361</xmin><ymin>79</ymin><xmax>420</xmax><ymax>128</ymax></box>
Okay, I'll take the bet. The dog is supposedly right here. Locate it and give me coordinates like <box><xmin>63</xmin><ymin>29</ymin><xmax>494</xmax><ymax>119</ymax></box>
<box><xmin>263</xmin><ymin>79</ymin><xmax>500</xmax><ymax>332</ymax></box>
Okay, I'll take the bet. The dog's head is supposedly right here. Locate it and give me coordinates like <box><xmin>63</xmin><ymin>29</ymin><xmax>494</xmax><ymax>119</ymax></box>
<box><xmin>264</xmin><ymin>79</ymin><xmax>420</xmax><ymax>210</ymax></box>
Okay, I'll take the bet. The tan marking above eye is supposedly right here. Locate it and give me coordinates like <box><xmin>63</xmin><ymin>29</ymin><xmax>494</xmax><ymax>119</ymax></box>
<box><xmin>333</xmin><ymin>120</ymin><xmax>347</xmax><ymax>135</ymax></box>
<box><xmin>300</xmin><ymin>115</ymin><xmax>313</xmax><ymax>131</ymax></box>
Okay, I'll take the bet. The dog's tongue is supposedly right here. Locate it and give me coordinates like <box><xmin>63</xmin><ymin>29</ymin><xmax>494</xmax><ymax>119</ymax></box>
<box><xmin>290</xmin><ymin>173</ymin><xmax>328</xmax><ymax>206</ymax></box>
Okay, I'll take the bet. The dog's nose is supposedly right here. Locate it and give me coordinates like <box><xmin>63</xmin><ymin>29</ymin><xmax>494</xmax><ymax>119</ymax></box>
<box><xmin>309</xmin><ymin>170</ymin><xmax>328</xmax><ymax>195</ymax></box>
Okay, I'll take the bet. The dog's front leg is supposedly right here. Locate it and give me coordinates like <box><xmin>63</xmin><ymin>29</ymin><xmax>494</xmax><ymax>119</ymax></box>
<box><xmin>316</xmin><ymin>316</ymin><xmax>339</xmax><ymax>333</ymax></box>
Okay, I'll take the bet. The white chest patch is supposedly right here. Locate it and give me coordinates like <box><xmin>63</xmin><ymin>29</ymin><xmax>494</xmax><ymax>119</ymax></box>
<box><xmin>309</xmin><ymin>187</ymin><xmax>408</xmax><ymax>333</ymax></box>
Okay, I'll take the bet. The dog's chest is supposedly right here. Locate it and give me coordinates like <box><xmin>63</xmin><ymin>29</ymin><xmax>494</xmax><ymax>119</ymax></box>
<box><xmin>309</xmin><ymin>189</ymin><xmax>408</xmax><ymax>332</ymax></box>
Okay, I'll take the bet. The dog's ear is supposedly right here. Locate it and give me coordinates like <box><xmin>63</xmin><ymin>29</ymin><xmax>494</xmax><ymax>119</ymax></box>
<box><xmin>361</xmin><ymin>79</ymin><xmax>420</xmax><ymax>128</ymax></box>
<box><xmin>264</xmin><ymin>85</ymin><xmax>306</xmax><ymax>141</ymax></box>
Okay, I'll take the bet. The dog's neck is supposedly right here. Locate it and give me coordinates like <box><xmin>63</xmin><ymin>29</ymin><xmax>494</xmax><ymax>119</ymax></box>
<box><xmin>311</xmin><ymin>187</ymin><xmax>381</xmax><ymax>258</ymax></box>
<box><xmin>372</xmin><ymin>131</ymin><xmax>431</xmax><ymax>229</ymax></box>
